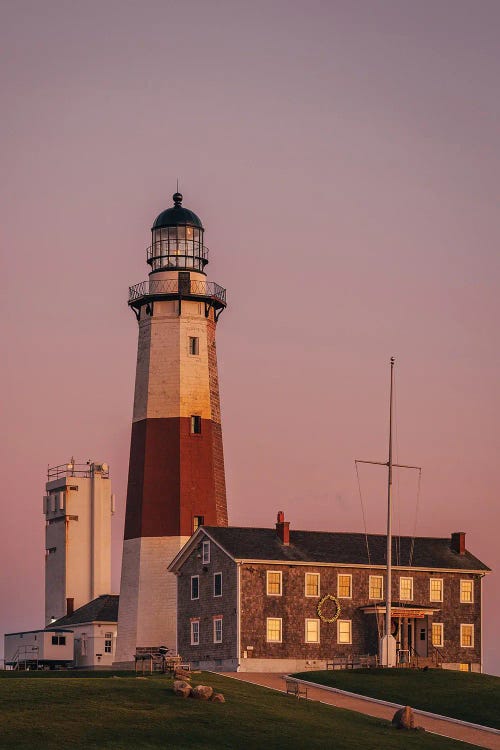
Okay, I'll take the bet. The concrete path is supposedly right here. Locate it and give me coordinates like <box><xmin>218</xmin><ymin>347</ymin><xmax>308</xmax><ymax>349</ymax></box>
<box><xmin>221</xmin><ymin>672</ymin><xmax>500</xmax><ymax>750</ymax></box>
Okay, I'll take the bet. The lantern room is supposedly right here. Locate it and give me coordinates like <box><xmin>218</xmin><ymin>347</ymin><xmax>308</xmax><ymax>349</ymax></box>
<box><xmin>148</xmin><ymin>192</ymin><xmax>208</xmax><ymax>272</ymax></box>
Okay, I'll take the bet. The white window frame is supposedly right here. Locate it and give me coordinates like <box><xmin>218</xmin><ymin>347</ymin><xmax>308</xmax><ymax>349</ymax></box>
<box><xmin>305</xmin><ymin>572</ymin><xmax>320</xmax><ymax>598</ymax></box>
<box><xmin>266</xmin><ymin>570</ymin><xmax>282</xmax><ymax>596</ymax></box>
<box><xmin>190</xmin><ymin>620</ymin><xmax>200</xmax><ymax>646</ymax></box>
<box><xmin>305</xmin><ymin>618</ymin><xmax>320</xmax><ymax>643</ymax></box>
<box><xmin>266</xmin><ymin>617</ymin><xmax>282</xmax><ymax>643</ymax></box>
<box><xmin>460</xmin><ymin>579</ymin><xmax>474</xmax><ymax>603</ymax></box>
<box><xmin>460</xmin><ymin>623</ymin><xmax>474</xmax><ymax>648</ymax></box>
<box><xmin>213</xmin><ymin>572</ymin><xmax>222</xmax><ymax>597</ymax></box>
<box><xmin>337</xmin><ymin>619</ymin><xmax>352</xmax><ymax>644</ymax></box>
<box><xmin>213</xmin><ymin>617</ymin><xmax>223</xmax><ymax>644</ymax></box>
<box><xmin>431</xmin><ymin>622</ymin><xmax>444</xmax><ymax>647</ymax></box>
<box><xmin>399</xmin><ymin>576</ymin><xmax>413</xmax><ymax>601</ymax></box>
<box><xmin>429</xmin><ymin>578</ymin><xmax>443</xmax><ymax>603</ymax></box>
<box><xmin>104</xmin><ymin>632</ymin><xmax>113</xmax><ymax>654</ymax></box>
<box><xmin>202</xmin><ymin>541</ymin><xmax>210</xmax><ymax>564</ymax></box>
<box><xmin>369</xmin><ymin>575</ymin><xmax>383</xmax><ymax>600</ymax></box>
<box><xmin>337</xmin><ymin>573</ymin><xmax>352</xmax><ymax>599</ymax></box>
<box><xmin>191</xmin><ymin>575</ymin><xmax>199</xmax><ymax>600</ymax></box>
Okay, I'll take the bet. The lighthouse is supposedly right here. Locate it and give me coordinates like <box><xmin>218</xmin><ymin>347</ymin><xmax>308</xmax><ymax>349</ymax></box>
<box><xmin>115</xmin><ymin>193</ymin><xmax>228</xmax><ymax>664</ymax></box>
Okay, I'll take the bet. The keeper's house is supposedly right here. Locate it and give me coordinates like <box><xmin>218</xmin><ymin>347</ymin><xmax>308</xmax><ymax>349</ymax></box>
<box><xmin>168</xmin><ymin>512</ymin><xmax>490</xmax><ymax>673</ymax></box>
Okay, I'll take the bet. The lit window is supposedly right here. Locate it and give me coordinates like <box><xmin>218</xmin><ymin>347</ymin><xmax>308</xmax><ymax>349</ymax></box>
<box><xmin>191</xmin><ymin>576</ymin><xmax>199</xmax><ymax>600</ymax></box>
<box><xmin>369</xmin><ymin>575</ymin><xmax>383</xmax><ymax>600</ymax></box>
<box><xmin>337</xmin><ymin>574</ymin><xmax>352</xmax><ymax>598</ymax></box>
<box><xmin>432</xmin><ymin>623</ymin><xmax>444</xmax><ymax>647</ymax></box>
<box><xmin>305</xmin><ymin>619</ymin><xmax>320</xmax><ymax>643</ymax></box>
<box><xmin>460</xmin><ymin>580</ymin><xmax>473</xmax><ymax>603</ymax></box>
<box><xmin>430</xmin><ymin>579</ymin><xmax>443</xmax><ymax>602</ymax></box>
<box><xmin>189</xmin><ymin>337</ymin><xmax>199</xmax><ymax>355</ymax></box>
<box><xmin>337</xmin><ymin>620</ymin><xmax>352</xmax><ymax>644</ymax></box>
<box><xmin>266</xmin><ymin>618</ymin><xmax>282</xmax><ymax>642</ymax></box>
<box><xmin>193</xmin><ymin>515</ymin><xmax>204</xmax><ymax>532</ymax></box>
<box><xmin>191</xmin><ymin>620</ymin><xmax>200</xmax><ymax>646</ymax></box>
<box><xmin>190</xmin><ymin>415</ymin><xmax>202</xmax><ymax>434</ymax></box>
<box><xmin>214</xmin><ymin>572</ymin><xmax>222</xmax><ymax>597</ymax></box>
<box><xmin>266</xmin><ymin>571</ymin><xmax>282</xmax><ymax>596</ymax></box>
<box><xmin>305</xmin><ymin>573</ymin><xmax>320</xmax><ymax>597</ymax></box>
<box><xmin>213</xmin><ymin>618</ymin><xmax>222</xmax><ymax>644</ymax></box>
<box><xmin>202</xmin><ymin>541</ymin><xmax>210</xmax><ymax>564</ymax></box>
<box><xmin>399</xmin><ymin>577</ymin><xmax>413</xmax><ymax>601</ymax></box>
<box><xmin>460</xmin><ymin>624</ymin><xmax>474</xmax><ymax>648</ymax></box>
<box><xmin>459</xmin><ymin>663</ymin><xmax>470</xmax><ymax>672</ymax></box>
<box><xmin>104</xmin><ymin>633</ymin><xmax>113</xmax><ymax>653</ymax></box>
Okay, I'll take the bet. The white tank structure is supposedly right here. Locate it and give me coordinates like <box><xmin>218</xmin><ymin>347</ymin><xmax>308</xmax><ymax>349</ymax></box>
<box><xmin>44</xmin><ymin>460</ymin><xmax>114</xmax><ymax>624</ymax></box>
<box><xmin>114</xmin><ymin>192</ymin><xmax>228</xmax><ymax>665</ymax></box>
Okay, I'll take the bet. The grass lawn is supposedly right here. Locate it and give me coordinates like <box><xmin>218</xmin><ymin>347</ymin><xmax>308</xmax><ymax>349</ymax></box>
<box><xmin>292</xmin><ymin>668</ymin><xmax>500</xmax><ymax>730</ymax></box>
<box><xmin>0</xmin><ymin>670</ymin><xmax>483</xmax><ymax>750</ymax></box>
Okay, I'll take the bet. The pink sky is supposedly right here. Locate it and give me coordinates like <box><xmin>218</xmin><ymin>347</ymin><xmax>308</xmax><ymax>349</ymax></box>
<box><xmin>1</xmin><ymin>1</ymin><xmax>499</xmax><ymax>674</ymax></box>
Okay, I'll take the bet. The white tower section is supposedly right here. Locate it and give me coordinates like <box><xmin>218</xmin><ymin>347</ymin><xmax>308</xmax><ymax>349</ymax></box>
<box><xmin>44</xmin><ymin>460</ymin><xmax>114</xmax><ymax>625</ymax></box>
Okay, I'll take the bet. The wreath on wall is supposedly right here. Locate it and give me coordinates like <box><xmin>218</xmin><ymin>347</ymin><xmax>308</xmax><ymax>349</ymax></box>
<box><xmin>317</xmin><ymin>594</ymin><xmax>341</xmax><ymax>623</ymax></box>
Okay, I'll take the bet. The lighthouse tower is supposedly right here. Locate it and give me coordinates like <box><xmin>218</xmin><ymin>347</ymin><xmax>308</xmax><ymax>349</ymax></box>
<box><xmin>115</xmin><ymin>193</ymin><xmax>228</xmax><ymax>664</ymax></box>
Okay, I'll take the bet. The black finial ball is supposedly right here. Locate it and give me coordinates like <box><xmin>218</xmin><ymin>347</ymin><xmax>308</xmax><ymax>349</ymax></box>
<box><xmin>173</xmin><ymin>192</ymin><xmax>183</xmax><ymax>206</ymax></box>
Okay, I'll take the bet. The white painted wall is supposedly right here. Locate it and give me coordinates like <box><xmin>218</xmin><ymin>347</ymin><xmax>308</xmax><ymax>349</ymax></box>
<box><xmin>4</xmin><ymin>630</ymin><xmax>74</xmax><ymax>665</ymax></box>
<box><xmin>71</xmin><ymin>622</ymin><xmax>117</xmax><ymax>668</ymax></box>
<box><xmin>115</xmin><ymin>536</ymin><xmax>189</xmax><ymax>665</ymax></box>
<box><xmin>44</xmin><ymin>464</ymin><xmax>113</xmax><ymax>624</ymax></box>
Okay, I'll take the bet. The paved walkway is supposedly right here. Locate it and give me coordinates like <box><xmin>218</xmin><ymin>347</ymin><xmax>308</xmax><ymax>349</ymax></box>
<box><xmin>221</xmin><ymin>672</ymin><xmax>500</xmax><ymax>750</ymax></box>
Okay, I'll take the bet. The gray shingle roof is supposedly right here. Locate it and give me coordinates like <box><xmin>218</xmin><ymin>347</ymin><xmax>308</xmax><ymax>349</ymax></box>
<box><xmin>203</xmin><ymin>527</ymin><xmax>490</xmax><ymax>571</ymax></box>
<box><xmin>49</xmin><ymin>595</ymin><xmax>119</xmax><ymax>627</ymax></box>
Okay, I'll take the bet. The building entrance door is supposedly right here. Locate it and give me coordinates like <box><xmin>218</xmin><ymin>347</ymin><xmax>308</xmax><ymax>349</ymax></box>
<box><xmin>415</xmin><ymin>618</ymin><xmax>428</xmax><ymax>657</ymax></box>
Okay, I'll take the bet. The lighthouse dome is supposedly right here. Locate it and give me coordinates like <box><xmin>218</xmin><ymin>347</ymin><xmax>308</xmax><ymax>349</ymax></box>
<box><xmin>152</xmin><ymin>193</ymin><xmax>204</xmax><ymax>230</ymax></box>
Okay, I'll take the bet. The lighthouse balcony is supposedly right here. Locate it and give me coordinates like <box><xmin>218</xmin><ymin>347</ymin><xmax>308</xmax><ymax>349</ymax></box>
<box><xmin>128</xmin><ymin>278</ymin><xmax>227</xmax><ymax>308</ymax></box>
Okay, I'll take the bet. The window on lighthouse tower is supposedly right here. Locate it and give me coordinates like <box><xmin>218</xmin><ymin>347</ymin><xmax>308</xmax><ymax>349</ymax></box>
<box><xmin>190</xmin><ymin>415</ymin><xmax>202</xmax><ymax>434</ymax></box>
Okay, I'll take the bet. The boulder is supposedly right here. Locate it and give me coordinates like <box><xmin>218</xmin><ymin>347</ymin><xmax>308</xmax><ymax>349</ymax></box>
<box><xmin>191</xmin><ymin>684</ymin><xmax>214</xmax><ymax>701</ymax></box>
<box><xmin>173</xmin><ymin>680</ymin><xmax>192</xmax><ymax>698</ymax></box>
<box><xmin>174</xmin><ymin>668</ymin><xmax>191</xmax><ymax>680</ymax></box>
<box><xmin>392</xmin><ymin>705</ymin><xmax>415</xmax><ymax>730</ymax></box>
<box><xmin>210</xmin><ymin>693</ymin><xmax>225</xmax><ymax>703</ymax></box>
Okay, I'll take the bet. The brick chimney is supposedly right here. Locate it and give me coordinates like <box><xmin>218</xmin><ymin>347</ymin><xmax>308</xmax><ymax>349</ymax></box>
<box><xmin>276</xmin><ymin>511</ymin><xmax>290</xmax><ymax>545</ymax></box>
<box><xmin>451</xmin><ymin>532</ymin><xmax>466</xmax><ymax>554</ymax></box>
<box><xmin>66</xmin><ymin>597</ymin><xmax>74</xmax><ymax>616</ymax></box>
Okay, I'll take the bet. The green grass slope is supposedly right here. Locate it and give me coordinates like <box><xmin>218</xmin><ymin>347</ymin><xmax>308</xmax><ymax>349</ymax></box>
<box><xmin>0</xmin><ymin>671</ymin><xmax>481</xmax><ymax>750</ymax></box>
<box><xmin>292</xmin><ymin>668</ymin><xmax>500</xmax><ymax>729</ymax></box>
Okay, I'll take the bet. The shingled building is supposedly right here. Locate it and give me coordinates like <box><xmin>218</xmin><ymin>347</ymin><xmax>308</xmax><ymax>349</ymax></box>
<box><xmin>168</xmin><ymin>513</ymin><xmax>490</xmax><ymax>673</ymax></box>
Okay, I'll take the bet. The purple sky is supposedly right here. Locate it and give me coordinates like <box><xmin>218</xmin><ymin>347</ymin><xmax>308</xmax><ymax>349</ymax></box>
<box><xmin>1</xmin><ymin>1</ymin><xmax>499</xmax><ymax>673</ymax></box>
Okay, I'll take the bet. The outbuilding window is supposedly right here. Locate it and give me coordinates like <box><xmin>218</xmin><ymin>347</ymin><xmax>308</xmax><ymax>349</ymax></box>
<box><xmin>305</xmin><ymin>573</ymin><xmax>320</xmax><ymax>597</ymax></box>
<box><xmin>202</xmin><ymin>541</ymin><xmax>210</xmax><ymax>564</ymax></box>
<box><xmin>266</xmin><ymin>571</ymin><xmax>282</xmax><ymax>596</ymax></box>
<box><xmin>191</xmin><ymin>575</ymin><xmax>199</xmax><ymax>600</ymax></box>
<box><xmin>214</xmin><ymin>572</ymin><xmax>222</xmax><ymax>597</ymax></box>
<box><xmin>337</xmin><ymin>620</ymin><xmax>352</xmax><ymax>644</ymax></box>
<box><xmin>305</xmin><ymin>619</ymin><xmax>320</xmax><ymax>643</ymax></box>
<box><xmin>430</xmin><ymin>578</ymin><xmax>443</xmax><ymax>602</ymax></box>
<box><xmin>399</xmin><ymin>577</ymin><xmax>413</xmax><ymax>601</ymax></box>
<box><xmin>191</xmin><ymin>620</ymin><xmax>200</xmax><ymax>646</ymax></box>
<box><xmin>266</xmin><ymin>618</ymin><xmax>282</xmax><ymax>643</ymax></box>
<box><xmin>460</xmin><ymin>624</ymin><xmax>474</xmax><ymax>648</ymax></box>
<box><xmin>213</xmin><ymin>618</ymin><xmax>223</xmax><ymax>644</ymax></box>
<box><xmin>460</xmin><ymin>580</ymin><xmax>473</xmax><ymax>603</ymax></box>
<box><xmin>337</xmin><ymin>574</ymin><xmax>352</xmax><ymax>598</ymax></box>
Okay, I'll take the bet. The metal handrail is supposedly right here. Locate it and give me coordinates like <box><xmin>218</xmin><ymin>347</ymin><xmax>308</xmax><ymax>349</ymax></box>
<box><xmin>47</xmin><ymin>462</ymin><xmax>110</xmax><ymax>480</ymax></box>
<box><xmin>128</xmin><ymin>278</ymin><xmax>226</xmax><ymax>306</ymax></box>
<box><xmin>430</xmin><ymin>644</ymin><xmax>443</xmax><ymax>667</ymax></box>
